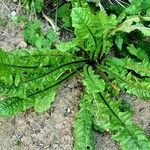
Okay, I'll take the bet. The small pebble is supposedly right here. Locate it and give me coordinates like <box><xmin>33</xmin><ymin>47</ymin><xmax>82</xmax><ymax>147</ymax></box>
<box><xmin>11</xmin><ymin>11</ymin><xmax>17</xmax><ymax>17</ymax></box>
<box><xmin>12</xmin><ymin>0</ymin><xmax>18</xmax><ymax>2</ymax></box>
<box><xmin>18</xmin><ymin>41</ymin><xmax>27</xmax><ymax>48</ymax></box>
<box><xmin>67</xmin><ymin>108</ymin><xmax>71</xmax><ymax>113</ymax></box>
<box><xmin>64</xmin><ymin>107</ymin><xmax>71</xmax><ymax>117</ymax></box>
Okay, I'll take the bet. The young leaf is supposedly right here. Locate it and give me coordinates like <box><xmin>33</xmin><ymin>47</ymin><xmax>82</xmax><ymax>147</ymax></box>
<box><xmin>127</xmin><ymin>44</ymin><xmax>149</xmax><ymax>61</ymax></box>
<box><xmin>115</xmin><ymin>35</ymin><xmax>123</xmax><ymax>50</ymax></box>
<box><xmin>23</xmin><ymin>20</ymin><xmax>41</xmax><ymax>45</ymax></box>
<box><xmin>23</xmin><ymin>20</ymin><xmax>58</xmax><ymax>48</ymax></box>
<box><xmin>71</xmin><ymin>7</ymin><xmax>97</xmax><ymax>52</ymax></box>
<box><xmin>71</xmin><ymin>7</ymin><xmax>116</xmax><ymax>56</ymax></box>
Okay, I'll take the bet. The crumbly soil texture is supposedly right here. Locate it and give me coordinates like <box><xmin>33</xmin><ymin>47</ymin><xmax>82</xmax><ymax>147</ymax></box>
<box><xmin>0</xmin><ymin>0</ymin><xmax>150</xmax><ymax>150</ymax></box>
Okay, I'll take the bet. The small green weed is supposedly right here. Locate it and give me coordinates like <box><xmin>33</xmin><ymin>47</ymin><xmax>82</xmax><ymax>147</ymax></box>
<box><xmin>23</xmin><ymin>19</ymin><xmax>58</xmax><ymax>49</ymax></box>
<box><xmin>20</xmin><ymin>0</ymin><xmax>44</xmax><ymax>13</ymax></box>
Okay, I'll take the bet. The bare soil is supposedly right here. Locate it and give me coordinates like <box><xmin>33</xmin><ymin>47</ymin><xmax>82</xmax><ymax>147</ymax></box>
<box><xmin>0</xmin><ymin>0</ymin><xmax>150</xmax><ymax>150</ymax></box>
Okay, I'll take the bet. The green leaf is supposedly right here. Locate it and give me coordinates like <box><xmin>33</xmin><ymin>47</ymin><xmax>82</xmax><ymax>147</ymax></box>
<box><xmin>71</xmin><ymin>0</ymin><xmax>88</xmax><ymax>8</ymax></box>
<box><xmin>103</xmin><ymin>63</ymin><xmax>150</xmax><ymax>99</ymax></box>
<box><xmin>15</xmin><ymin>75</ymin><xmax>21</xmax><ymax>87</ymax></box>
<box><xmin>71</xmin><ymin>7</ymin><xmax>116</xmax><ymax>54</ymax></box>
<box><xmin>83</xmin><ymin>66</ymin><xmax>105</xmax><ymax>94</ymax></box>
<box><xmin>142</xmin><ymin>0</ymin><xmax>150</xmax><ymax>10</ymax></box>
<box><xmin>56</xmin><ymin>39</ymin><xmax>78</xmax><ymax>52</ymax></box>
<box><xmin>124</xmin><ymin>0</ymin><xmax>142</xmax><ymax>15</ymax></box>
<box><xmin>108</xmin><ymin>57</ymin><xmax>150</xmax><ymax>77</ymax></box>
<box><xmin>23</xmin><ymin>20</ymin><xmax>41</xmax><ymax>45</ymax></box>
<box><xmin>33</xmin><ymin>0</ymin><xmax>44</xmax><ymax>13</ymax></box>
<box><xmin>11</xmin><ymin>15</ymin><xmax>28</xmax><ymax>23</ymax></box>
<box><xmin>127</xmin><ymin>44</ymin><xmax>149</xmax><ymax>61</ymax></box>
<box><xmin>123</xmin><ymin>58</ymin><xmax>150</xmax><ymax>77</ymax></box>
<box><xmin>73</xmin><ymin>94</ymin><xmax>94</xmax><ymax>150</ymax></box>
<box><xmin>62</xmin><ymin>16</ymin><xmax>72</xmax><ymax>28</ymax></box>
<box><xmin>0</xmin><ymin>97</ymin><xmax>34</xmax><ymax>117</ymax></box>
<box><xmin>115</xmin><ymin>35</ymin><xmax>123</xmax><ymax>50</ymax></box>
<box><xmin>34</xmin><ymin>36</ymin><xmax>44</xmax><ymax>49</ymax></box>
<box><xmin>20</xmin><ymin>0</ymin><xmax>44</xmax><ymax>13</ymax></box>
<box><xmin>71</xmin><ymin>7</ymin><xmax>96</xmax><ymax>52</ymax></box>
<box><xmin>34</xmin><ymin>88</ymin><xmax>56</xmax><ymax>112</ymax></box>
<box><xmin>46</xmin><ymin>29</ymin><xmax>57</xmax><ymax>42</ymax></box>
<box><xmin>92</xmin><ymin>92</ymin><xmax>150</xmax><ymax>150</ymax></box>
<box><xmin>57</xmin><ymin>3</ymin><xmax>71</xmax><ymax>18</ymax></box>
<box><xmin>111</xmin><ymin>16</ymin><xmax>150</xmax><ymax>36</ymax></box>
<box><xmin>23</xmin><ymin>20</ymin><xmax>58</xmax><ymax>48</ymax></box>
<box><xmin>0</xmin><ymin>48</ymin><xmax>82</xmax><ymax>99</ymax></box>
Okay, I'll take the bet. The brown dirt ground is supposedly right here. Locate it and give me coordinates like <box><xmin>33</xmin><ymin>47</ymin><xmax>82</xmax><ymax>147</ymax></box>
<box><xmin>0</xmin><ymin>0</ymin><xmax>150</xmax><ymax>150</ymax></box>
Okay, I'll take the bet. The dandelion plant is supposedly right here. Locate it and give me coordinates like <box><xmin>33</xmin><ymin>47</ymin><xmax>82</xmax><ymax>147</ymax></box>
<box><xmin>0</xmin><ymin>0</ymin><xmax>150</xmax><ymax>149</ymax></box>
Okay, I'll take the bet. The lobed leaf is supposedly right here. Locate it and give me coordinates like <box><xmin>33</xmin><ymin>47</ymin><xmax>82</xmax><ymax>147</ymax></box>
<box><xmin>82</xmin><ymin>66</ymin><xmax>105</xmax><ymax>94</ymax></box>
<box><xmin>92</xmin><ymin>92</ymin><xmax>150</xmax><ymax>150</ymax></box>
<box><xmin>71</xmin><ymin>7</ymin><xmax>116</xmax><ymax>55</ymax></box>
<box><xmin>0</xmin><ymin>97</ymin><xmax>34</xmax><ymax>117</ymax></box>
<box><xmin>73</xmin><ymin>94</ymin><xmax>94</xmax><ymax>150</ymax></box>
<box><xmin>102</xmin><ymin>63</ymin><xmax>150</xmax><ymax>99</ymax></box>
<box><xmin>34</xmin><ymin>88</ymin><xmax>56</xmax><ymax>112</ymax></box>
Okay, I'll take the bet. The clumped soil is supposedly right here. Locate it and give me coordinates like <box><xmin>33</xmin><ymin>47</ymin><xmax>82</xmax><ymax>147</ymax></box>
<box><xmin>0</xmin><ymin>1</ymin><xmax>150</xmax><ymax>150</ymax></box>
